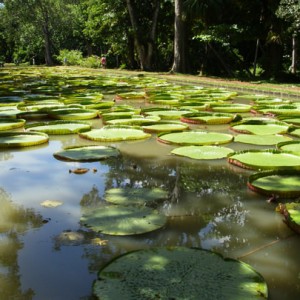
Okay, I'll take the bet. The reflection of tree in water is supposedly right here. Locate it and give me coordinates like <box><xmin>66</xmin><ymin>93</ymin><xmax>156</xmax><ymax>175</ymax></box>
<box><xmin>77</xmin><ymin>154</ymin><xmax>252</xmax><ymax>283</ymax></box>
<box><xmin>0</xmin><ymin>188</ymin><xmax>44</xmax><ymax>299</ymax></box>
<box><xmin>0</xmin><ymin>151</ymin><xmax>14</xmax><ymax>162</ymax></box>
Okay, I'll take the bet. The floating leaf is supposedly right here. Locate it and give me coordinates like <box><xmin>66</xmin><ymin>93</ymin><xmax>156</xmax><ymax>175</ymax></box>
<box><xmin>228</xmin><ymin>149</ymin><xmax>300</xmax><ymax>170</ymax></box>
<box><xmin>248</xmin><ymin>170</ymin><xmax>300</xmax><ymax>198</ymax></box>
<box><xmin>277</xmin><ymin>140</ymin><xmax>300</xmax><ymax>155</ymax></box>
<box><xmin>181</xmin><ymin>112</ymin><xmax>238</xmax><ymax>124</ymax></box>
<box><xmin>230</xmin><ymin>119</ymin><xmax>290</xmax><ymax>135</ymax></box>
<box><xmin>81</xmin><ymin>205</ymin><xmax>167</xmax><ymax>235</ymax></box>
<box><xmin>157</xmin><ymin>131</ymin><xmax>234</xmax><ymax>146</ymax></box>
<box><xmin>79</xmin><ymin>126</ymin><xmax>151</xmax><ymax>142</ymax></box>
<box><xmin>0</xmin><ymin>118</ymin><xmax>25</xmax><ymax>131</ymax></box>
<box><xmin>171</xmin><ymin>145</ymin><xmax>234</xmax><ymax>160</ymax></box>
<box><xmin>48</xmin><ymin>108</ymin><xmax>99</xmax><ymax>120</ymax></box>
<box><xmin>142</xmin><ymin>122</ymin><xmax>189</xmax><ymax>133</ymax></box>
<box><xmin>94</xmin><ymin>247</ymin><xmax>268</xmax><ymax>300</ymax></box>
<box><xmin>234</xmin><ymin>134</ymin><xmax>292</xmax><ymax>145</ymax></box>
<box><xmin>0</xmin><ymin>131</ymin><xmax>49</xmax><ymax>147</ymax></box>
<box><xmin>104</xmin><ymin>187</ymin><xmax>168</xmax><ymax>206</ymax></box>
<box><xmin>25</xmin><ymin>120</ymin><xmax>91</xmax><ymax>134</ymax></box>
<box><xmin>210</xmin><ymin>103</ymin><xmax>252</xmax><ymax>113</ymax></box>
<box><xmin>54</xmin><ymin>145</ymin><xmax>120</xmax><ymax>162</ymax></box>
<box><xmin>277</xmin><ymin>202</ymin><xmax>300</xmax><ymax>234</ymax></box>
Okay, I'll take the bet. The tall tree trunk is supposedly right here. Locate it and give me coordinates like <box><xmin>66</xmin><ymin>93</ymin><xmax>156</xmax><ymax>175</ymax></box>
<box><xmin>291</xmin><ymin>34</ymin><xmax>297</xmax><ymax>74</ymax></box>
<box><xmin>171</xmin><ymin>0</ymin><xmax>188</xmax><ymax>73</ymax></box>
<box><xmin>43</xmin><ymin>25</ymin><xmax>53</xmax><ymax>66</ymax></box>
<box><xmin>126</xmin><ymin>0</ymin><xmax>159</xmax><ymax>71</ymax></box>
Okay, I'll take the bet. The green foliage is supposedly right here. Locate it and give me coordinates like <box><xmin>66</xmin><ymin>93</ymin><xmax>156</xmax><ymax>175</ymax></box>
<box><xmin>56</xmin><ymin>49</ymin><xmax>83</xmax><ymax>66</ymax></box>
<box><xmin>80</xmin><ymin>55</ymin><xmax>101</xmax><ymax>68</ymax></box>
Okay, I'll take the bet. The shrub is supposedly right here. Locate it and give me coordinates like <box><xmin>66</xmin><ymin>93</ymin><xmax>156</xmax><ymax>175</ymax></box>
<box><xmin>56</xmin><ymin>49</ymin><xmax>83</xmax><ymax>66</ymax></box>
<box><xmin>80</xmin><ymin>55</ymin><xmax>101</xmax><ymax>68</ymax></box>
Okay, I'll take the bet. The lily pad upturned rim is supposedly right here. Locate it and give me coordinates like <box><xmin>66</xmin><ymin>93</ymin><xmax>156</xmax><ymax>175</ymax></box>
<box><xmin>228</xmin><ymin>149</ymin><xmax>300</xmax><ymax>170</ymax></box>
<box><xmin>248</xmin><ymin>169</ymin><xmax>300</xmax><ymax>198</ymax></box>
<box><xmin>277</xmin><ymin>140</ymin><xmax>300</xmax><ymax>154</ymax></box>
<box><xmin>180</xmin><ymin>112</ymin><xmax>237</xmax><ymax>125</ymax></box>
<box><xmin>171</xmin><ymin>145</ymin><xmax>234</xmax><ymax>160</ymax></box>
<box><xmin>277</xmin><ymin>202</ymin><xmax>300</xmax><ymax>234</ymax></box>
<box><xmin>53</xmin><ymin>145</ymin><xmax>121</xmax><ymax>162</ymax></box>
<box><xmin>94</xmin><ymin>246</ymin><xmax>268</xmax><ymax>300</ymax></box>
<box><xmin>0</xmin><ymin>131</ymin><xmax>49</xmax><ymax>148</ymax></box>
<box><xmin>81</xmin><ymin>205</ymin><xmax>167</xmax><ymax>236</ymax></box>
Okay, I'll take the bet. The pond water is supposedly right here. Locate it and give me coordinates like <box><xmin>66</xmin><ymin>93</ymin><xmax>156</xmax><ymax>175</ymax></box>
<box><xmin>1</xmin><ymin>67</ymin><xmax>300</xmax><ymax>300</ymax></box>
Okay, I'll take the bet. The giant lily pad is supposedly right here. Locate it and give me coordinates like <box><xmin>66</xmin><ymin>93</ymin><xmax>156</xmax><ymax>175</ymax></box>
<box><xmin>248</xmin><ymin>169</ymin><xmax>300</xmax><ymax>198</ymax></box>
<box><xmin>171</xmin><ymin>145</ymin><xmax>234</xmax><ymax>160</ymax></box>
<box><xmin>230</xmin><ymin>119</ymin><xmax>290</xmax><ymax>135</ymax></box>
<box><xmin>79</xmin><ymin>126</ymin><xmax>151</xmax><ymax>142</ymax></box>
<box><xmin>0</xmin><ymin>131</ymin><xmax>49</xmax><ymax>147</ymax></box>
<box><xmin>234</xmin><ymin>134</ymin><xmax>292</xmax><ymax>145</ymax></box>
<box><xmin>142</xmin><ymin>122</ymin><xmax>189</xmax><ymax>133</ymax></box>
<box><xmin>210</xmin><ymin>103</ymin><xmax>252</xmax><ymax>113</ymax></box>
<box><xmin>104</xmin><ymin>187</ymin><xmax>169</xmax><ymax>206</ymax></box>
<box><xmin>54</xmin><ymin>145</ymin><xmax>120</xmax><ymax>162</ymax></box>
<box><xmin>93</xmin><ymin>247</ymin><xmax>268</xmax><ymax>299</ymax></box>
<box><xmin>0</xmin><ymin>118</ymin><xmax>25</xmax><ymax>131</ymax></box>
<box><xmin>25</xmin><ymin>120</ymin><xmax>91</xmax><ymax>134</ymax></box>
<box><xmin>157</xmin><ymin>131</ymin><xmax>234</xmax><ymax>146</ymax></box>
<box><xmin>81</xmin><ymin>205</ymin><xmax>166</xmax><ymax>235</ymax></box>
<box><xmin>277</xmin><ymin>140</ymin><xmax>300</xmax><ymax>155</ymax></box>
<box><xmin>106</xmin><ymin>116</ymin><xmax>160</xmax><ymax>126</ymax></box>
<box><xmin>180</xmin><ymin>112</ymin><xmax>238</xmax><ymax>124</ymax></box>
<box><xmin>48</xmin><ymin>108</ymin><xmax>99</xmax><ymax>120</ymax></box>
<box><xmin>277</xmin><ymin>202</ymin><xmax>300</xmax><ymax>234</ymax></box>
<box><xmin>228</xmin><ymin>149</ymin><xmax>300</xmax><ymax>170</ymax></box>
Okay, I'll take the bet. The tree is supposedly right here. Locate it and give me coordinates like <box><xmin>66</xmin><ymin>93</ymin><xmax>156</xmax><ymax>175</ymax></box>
<box><xmin>276</xmin><ymin>0</ymin><xmax>300</xmax><ymax>74</ymax></box>
<box><xmin>171</xmin><ymin>0</ymin><xmax>189</xmax><ymax>73</ymax></box>
<box><xmin>3</xmin><ymin>0</ymin><xmax>75</xmax><ymax>65</ymax></box>
<box><xmin>126</xmin><ymin>0</ymin><xmax>160</xmax><ymax>70</ymax></box>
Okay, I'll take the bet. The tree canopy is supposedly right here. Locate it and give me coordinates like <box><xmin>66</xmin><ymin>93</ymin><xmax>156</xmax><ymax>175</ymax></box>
<box><xmin>0</xmin><ymin>0</ymin><xmax>299</xmax><ymax>80</ymax></box>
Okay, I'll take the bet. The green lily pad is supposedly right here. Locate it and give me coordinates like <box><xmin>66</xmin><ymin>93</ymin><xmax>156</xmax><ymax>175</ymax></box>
<box><xmin>0</xmin><ymin>118</ymin><xmax>26</xmax><ymax>131</ymax></box>
<box><xmin>230</xmin><ymin>119</ymin><xmax>290</xmax><ymax>135</ymax></box>
<box><xmin>94</xmin><ymin>247</ymin><xmax>268</xmax><ymax>300</ymax></box>
<box><xmin>248</xmin><ymin>169</ymin><xmax>300</xmax><ymax>198</ymax></box>
<box><xmin>157</xmin><ymin>131</ymin><xmax>234</xmax><ymax>146</ymax></box>
<box><xmin>234</xmin><ymin>134</ymin><xmax>292</xmax><ymax>145</ymax></box>
<box><xmin>277</xmin><ymin>141</ymin><xmax>300</xmax><ymax>155</ymax></box>
<box><xmin>25</xmin><ymin>120</ymin><xmax>91</xmax><ymax>134</ymax></box>
<box><xmin>228</xmin><ymin>149</ymin><xmax>300</xmax><ymax>170</ymax></box>
<box><xmin>277</xmin><ymin>202</ymin><xmax>300</xmax><ymax>234</ymax></box>
<box><xmin>143</xmin><ymin>109</ymin><xmax>194</xmax><ymax>120</ymax></box>
<box><xmin>171</xmin><ymin>145</ymin><xmax>234</xmax><ymax>160</ymax></box>
<box><xmin>104</xmin><ymin>187</ymin><xmax>169</xmax><ymax>206</ymax></box>
<box><xmin>81</xmin><ymin>205</ymin><xmax>166</xmax><ymax>235</ymax></box>
<box><xmin>54</xmin><ymin>145</ymin><xmax>120</xmax><ymax>162</ymax></box>
<box><xmin>181</xmin><ymin>112</ymin><xmax>238</xmax><ymax>124</ymax></box>
<box><xmin>210</xmin><ymin>103</ymin><xmax>252</xmax><ymax>113</ymax></box>
<box><xmin>48</xmin><ymin>108</ymin><xmax>99</xmax><ymax>120</ymax></box>
<box><xmin>142</xmin><ymin>122</ymin><xmax>189</xmax><ymax>133</ymax></box>
<box><xmin>0</xmin><ymin>131</ymin><xmax>49</xmax><ymax>147</ymax></box>
<box><xmin>106</xmin><ymin>116</ymin><xmax>160</xmax><ymax>126</ymax></box>
<box><xmin>79</xmin><ymin>126</ymin><xmax>151</xmax><ymax>142</ymax></box>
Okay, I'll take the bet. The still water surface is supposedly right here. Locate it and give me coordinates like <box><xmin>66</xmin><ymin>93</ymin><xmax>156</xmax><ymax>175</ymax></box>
<box><xmin>1</xmin><ymin>75</ymin><xmax>300</xmax><ymax>299</ymax></box>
